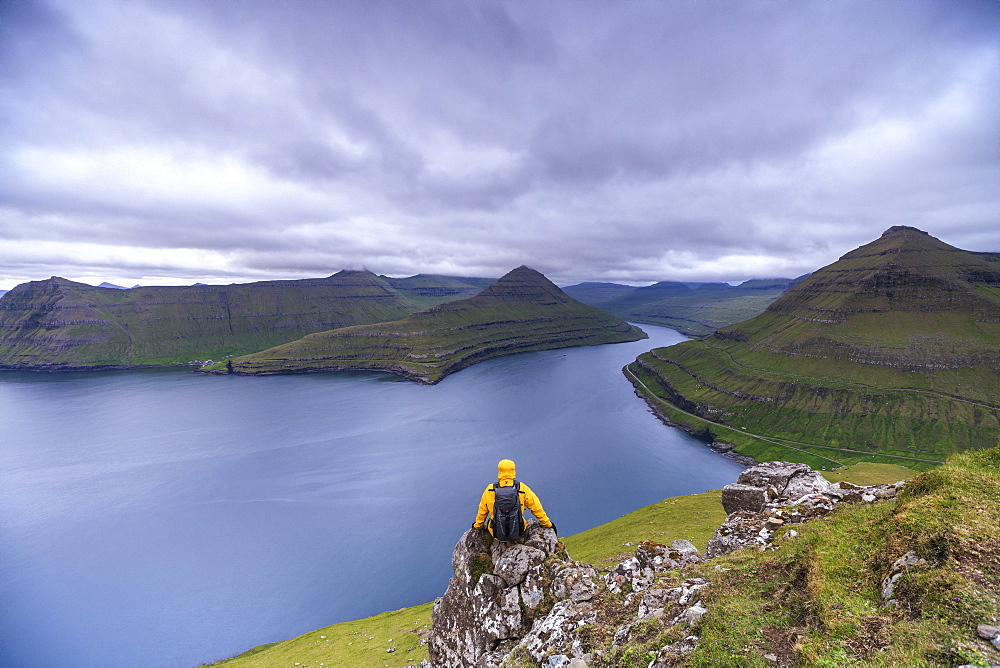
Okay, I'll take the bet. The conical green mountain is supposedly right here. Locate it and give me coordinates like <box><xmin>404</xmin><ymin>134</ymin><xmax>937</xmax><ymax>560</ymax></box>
<box><xmin>627</xmin><ymin>227</ymin><xmax>1000</xmax><ymax>467</ymax></box>
<box><xmin>0</xmin><ymin>271</ymin><xmax>427</xmax><ymax>368</ymax></box>
<box><xmin>212</xmin><ymin>266</ymin><xmax>647</xmax><ymax>383</ymax></box>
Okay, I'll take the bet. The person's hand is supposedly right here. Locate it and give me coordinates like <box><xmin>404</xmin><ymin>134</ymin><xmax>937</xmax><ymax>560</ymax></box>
<box><xmin>471</xmin><ymin>523</ymin><xmax>480</xmax><ymax>530</ymax></box>
<box><xmin>548</xmin><ymin>523</ymin><xmax>557</xmax><ymax>535</ymax></box>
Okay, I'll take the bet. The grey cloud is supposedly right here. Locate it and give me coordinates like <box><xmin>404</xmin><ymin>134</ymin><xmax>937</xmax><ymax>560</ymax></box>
<box><xmin>0</xmin><ymin>0</ymin><xmax>997</xmax><ymax>290</ymax></box>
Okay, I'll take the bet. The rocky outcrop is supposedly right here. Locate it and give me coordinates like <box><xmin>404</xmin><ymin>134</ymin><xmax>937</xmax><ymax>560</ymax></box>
<box><xmin>430</xmin><ymin>462</ymin><xmax>907</xmax><ymax>666</ymax></box>
<box><xmin>430</xmin><ymin>523</ymin><xmax>710</xmax><ymax>667</ymax></box>
<box><xmin>708</xmin><ymin>461</ymin><xmax>905</xmax><ymax>559</ymax></box>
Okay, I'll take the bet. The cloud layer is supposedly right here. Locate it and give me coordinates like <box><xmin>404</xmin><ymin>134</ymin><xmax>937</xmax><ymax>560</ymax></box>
<box><xmin>2</xmin><ymin>0</ymin><xmax>998</xmax><ymax>289</ymax></box>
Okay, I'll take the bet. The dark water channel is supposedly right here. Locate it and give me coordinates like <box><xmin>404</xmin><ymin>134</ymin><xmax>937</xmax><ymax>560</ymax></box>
<box><xmin>0</xmin><ymin>325</ymin><xmax>745</xmax><ymax>667</ymax></box>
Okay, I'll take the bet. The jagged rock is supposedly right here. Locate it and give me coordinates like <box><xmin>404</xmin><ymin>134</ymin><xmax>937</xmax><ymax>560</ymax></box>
<box><xmin>520</xmin><ymin>563</ymin><xmax>547</xmax><ymax>609</ymax></box>
<box><xmin>494</xmin><ymin>544</ymin><xmax>547</xmax><ymax>586</ymax></box>
<box><xmin>433</xmin><ymin>461</ymin><xmax>906</xmax><ymax>666</ymax></box>
<box><xmin>881</xmin><ymin>551</ymin><xmax>928</xmax><ymax>604</ymax></box>
<box><xmin>672</xmin><ymin>601</ymin><xmax>708</xmax><ymax>626</ymax></box>
<box><xmin>638</xmin><ymin>588</ymin><xmax>675</xmax><ymax>619</ymax></box>
<box><xmin>514</xmin><ymin>598</ymin><xmax>596</xmax><ymax>663</ymax></box>
<box><xmin>669</xmin><ymin>539</ymin><xmax>704</xmax><ymax>564</ymax></box>
<box><xmin>782</xmin><ymin>469</ymin><xmax>832</xmax><ymax>500</ymax></box>
<box><xmin>605</xmin><ymin>556</ymin><xmax>654</xmax><ymax>594</ymax></box>
<box><xmin>722</xmin><ymin>483</ymin><xmax>769</xmax><ymax>514</ymax></box>
<box><xmin>737</xmin><ymin>461</ymin><xmax>811</xmax><ymax>495</ymax></box>
<box><xmin>431</xmin><ymin>523</ymin><xmax>559</xmax><ymax>666</ymax></box>
<box><xmin>706</xmin><ymin>511</ymin><xmax>769</xmax><ymax>558</ymax></box>
<box><xmin>676</xmin><ymin>578</ymin><xmax>709</xmax><ymax>605</ymax></box>
<box><xmin>551</xmin><ymin>564</ymin><xmax>600</xmax><ymax>602</ymax></box>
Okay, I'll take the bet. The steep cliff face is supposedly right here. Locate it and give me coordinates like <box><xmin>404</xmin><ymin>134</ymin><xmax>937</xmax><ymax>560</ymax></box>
<box><xmin>0</xmin><ymin>271</ymin><xmax>425</xmax><ymax>368</ymax></box>
<box><xmin>428</xmin><ymin>460</ymin><xmax>941</xmax><ymax>667</ymax></box>
<box><xmin>214</xmin><ymin>266</ymin><xmax>647</xmax><ymax>383</ymax></box>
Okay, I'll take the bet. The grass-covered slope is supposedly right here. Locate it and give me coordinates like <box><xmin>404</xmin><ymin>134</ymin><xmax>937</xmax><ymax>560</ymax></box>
<box><xmin>679</xmin><ymin>446</ymin><xmax>1000</xmax><ymax>667</ymax></box>
<box><xmin>627</xmin><ymin>227</ymin><xmax>1000</xmax><ymax>466</ymax></box>
<box><xmin>565</xmin><ymin>278</ymin><xmax>801</xmax><ymax>337</ymax></box>
<box><xmin>207</xmin><ymin>266</ymin><xmax>646</xmax><ymax>383</ymax></box>
<box><xmin>0</xmin><ymin>271</ymin><xmax>489</xmax><ymax>369</ymax></box>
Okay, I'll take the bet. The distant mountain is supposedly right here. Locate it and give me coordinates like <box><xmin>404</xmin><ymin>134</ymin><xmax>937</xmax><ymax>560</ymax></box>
<box><xmin>0</xmin><ymin>271</ymin><xmax>450</xmax><ymax>369</ymax></box>
<box><xmin>209</xmin><ymin>266</ymin><xmax>647</xmax><ymax>384</ymax></box>
<box><xmin>564</xmin><ymin>277</ymin><xmax>804</xmax><ymax>336</ymax></box>
<box><xmin>627</xmin><ymin>226</ymin><xmax>1000</xmax><ymax>466</ymax></box>
<box><xmin>382</xmin><ymin>274</ymin><xmax>494</xmax><ymax>308</ymax></box>
<box><xmin>0</xmin><ymin>290</ymin><xmax>7</xmax><ymax>299</ymax></box>
<box><xmin>98</xmin><ymin>282</ymin><xmax>126</xmax><ymax>289</ymax></box>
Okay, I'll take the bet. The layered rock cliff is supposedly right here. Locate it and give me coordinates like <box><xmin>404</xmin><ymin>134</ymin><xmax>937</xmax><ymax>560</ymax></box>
<box><xmin>0</xmin><ymin>271</ymin><xmax>426</xmax><ymax>369</ymax></box>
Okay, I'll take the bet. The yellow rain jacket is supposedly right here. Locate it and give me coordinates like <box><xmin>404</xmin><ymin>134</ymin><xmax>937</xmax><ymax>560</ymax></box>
<box><xmin>474</xmin><ymin>459</ymin><xmax>553</xmax><ymax>539</ymax></box>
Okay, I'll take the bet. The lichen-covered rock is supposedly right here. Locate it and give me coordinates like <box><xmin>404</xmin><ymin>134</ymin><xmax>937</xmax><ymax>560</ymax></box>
<box><xmin>706</xmin><ymin>511</ymin><xmax>769</xmax><ymax>558</ymax></box>
<box><xmin>431</xmin><ymin>523</ymin><xmax>559</xmax><ymax>666</ymax></box>
<box><xmin>782</xmin><ymin>469</ymin><xmax>832</xmax><ymax>500</ymax></box>
<box><xmin>669</xmin><ymin>539</ymin><xmax>704</xmax><ymax>564</ymax></box>
<box><xmin>721</xmin><ymin>482</ymin><xmax>769</xmax><ymax>514</ymax></box>
<box><xmin>494</xmin><ymin>544</ymin><xmax>547</xmax><ymax>586</ymax></box>
<box><xmin>736</xmin><ymin>461</ymin><xmax>811</xmax><ymax>494</ymax></box>
<box><xmin>707</xmin><ymin>462</ymin><xmax>904</xmax><ymax>558</ymax></box>
<box><xmin>605</xmin><ymin>555</ymin><xmax>654</xmax><ymax>594</ymax></box>
<box><xmin>551</xmin><ymin>564</ymin><xmax>599</xmax><ymax>602</ymax></box>
<box><xmin>513</xmin><ymin>599</ymin><xmax>597</xmax><ymax>663</ymax></box>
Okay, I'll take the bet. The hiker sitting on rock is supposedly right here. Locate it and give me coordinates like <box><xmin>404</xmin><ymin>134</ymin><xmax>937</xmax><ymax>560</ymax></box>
<box><xmin>473</xmin><ymin>459</ymin><xmax>555</xmax><ymax>541</ymax></box>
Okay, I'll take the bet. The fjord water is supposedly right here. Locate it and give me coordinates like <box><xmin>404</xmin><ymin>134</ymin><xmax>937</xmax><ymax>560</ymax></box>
<box><xmin>0</xmin><ymin>325</ymin><xmax>744</xmax><ymax>667</ymax></box>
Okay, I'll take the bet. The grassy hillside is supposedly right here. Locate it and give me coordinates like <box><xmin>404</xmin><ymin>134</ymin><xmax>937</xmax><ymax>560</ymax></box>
<box><xmin>0</xmin><ymin>271</ymin><xmax>433</xmax><ymax>369</ymax></box>
<box><xmin>207</xmin><ymin>266</ymin><xmax>646</xmax><ymax>383</ymax></box>
<box><xmin>627</xmin><ymin>227</ymin><xmax>1000</xmax><ymax>465</ymax></box>
<box><xmin>203</xmin><ymin>463</ymin><xmax>919</xmax><ymax>668</ymax></box>
<box><xmin>565</xmin><ymin>278</ymin><xmax>800</xmax><ymax>337</ymax></box>
<box><xmin>664</xmin><ymin>446</ymin><xmax>1000</xmax><ymax>667</ymax></box>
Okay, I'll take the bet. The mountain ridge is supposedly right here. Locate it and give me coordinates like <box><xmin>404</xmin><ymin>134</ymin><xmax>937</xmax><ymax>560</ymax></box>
<box><xmin>0</xmin><ymin>272</ymin><xmax>484</xmax><ymax>369</ymax></box>
<box><xmin>565</xmin><ymin>276</ymin><xmax>806</xmax><ymax>337</ymax></box>
<box><xmin>626</xmin><ymin>226</ymin><xmax>1000</xmax><ymax>466</ymax></box>
<box><xmin>208</xmin><ymin>266</ymin><xmax>647</xmax><ymax>384</ymax></box>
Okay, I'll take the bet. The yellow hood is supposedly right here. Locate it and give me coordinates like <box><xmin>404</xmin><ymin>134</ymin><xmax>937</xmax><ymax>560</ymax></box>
<box><xmin>497</xmin><ymin>459</ymin><xmax>516</xmax><ymax>486</ymax></box>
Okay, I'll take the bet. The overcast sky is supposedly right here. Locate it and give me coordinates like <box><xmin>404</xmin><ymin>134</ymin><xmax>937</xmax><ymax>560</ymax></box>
<box><xmin>1</xmin><ymin>0</ymin><xmax>998</xmax><ymax>290</ymax></box>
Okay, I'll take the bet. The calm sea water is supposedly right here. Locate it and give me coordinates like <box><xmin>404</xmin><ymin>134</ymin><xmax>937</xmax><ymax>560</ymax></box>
<box><xmin>0</xmin><ymin>325</ymin><xmax>744</xmax><ymax>667</ymax></box>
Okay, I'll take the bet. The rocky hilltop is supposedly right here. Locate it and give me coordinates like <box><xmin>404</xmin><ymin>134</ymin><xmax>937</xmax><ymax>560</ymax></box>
<box><xmin>429</xmin><ymin>448</ymin><xmax>1000</xmax><ymax>667</ymax></box>
<box><xmin>207</xmin><ymin>266</ymin><xmax>646</xmax><ymax>383</ymax></box>
<box><xmin>627</xmin><ymin>227</ymin><xmax>1000</xmax><ymax>465</ymax></box>
<box><xmin>0</xmin><ymin>271</ymin><xmax>489</xmax><ymax>369</ymax></box>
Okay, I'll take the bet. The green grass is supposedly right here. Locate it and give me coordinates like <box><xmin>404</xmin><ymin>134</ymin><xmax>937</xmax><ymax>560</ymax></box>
<box><xmin>201</xmin><ymin>603</ymin><xmax>433</xmax><ymax>668</ymax></box>
<box><xmin>680</xmin><ymin>446</ymin><xmax>1000</xmax><ymax>667</ymax></box>
<box><xmin>563</xmin><ymin>490</ymin><xmax>728</xmax><ymax>568</ymax></box>
<box><xmin>821</xmin><ymin>462</ymin><xmax>916</xmax><ymax>486</ymax></box>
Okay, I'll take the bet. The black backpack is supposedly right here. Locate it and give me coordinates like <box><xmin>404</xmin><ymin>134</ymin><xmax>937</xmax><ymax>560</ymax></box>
<box><xmin>490</xmin><ymin>480</ymin><xmax>524</xmax><ymax>541</ymax></box>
